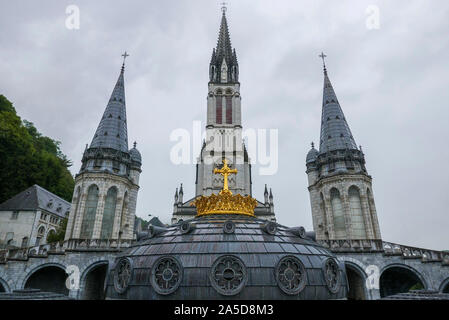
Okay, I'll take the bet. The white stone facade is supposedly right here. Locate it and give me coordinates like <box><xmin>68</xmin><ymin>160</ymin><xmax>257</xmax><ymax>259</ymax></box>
<box><xmin>65</xmin><ymin>170</ymin><xmax>140</xmax><ymax>241</ymax></box>
<box><xmin>307</xmin><ymin>170</ymin><xmax>382</xmax><ymax>241</ymax></box>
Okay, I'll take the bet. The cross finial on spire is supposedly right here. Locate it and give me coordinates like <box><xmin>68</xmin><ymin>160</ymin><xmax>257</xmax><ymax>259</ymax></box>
<box><xmin>221</xmin><ymin>2</ymin><xmax>228</xmax><ymax>13</ymax></box>
<box><xmin>319</xmin><ymin>51</ymin><xmax>327</xmax><ymax>73</ymax></box>
<box><xmin>121</xmin><ymin>51</ymin><xmax>130</xmax><ymax>69</ymax></box>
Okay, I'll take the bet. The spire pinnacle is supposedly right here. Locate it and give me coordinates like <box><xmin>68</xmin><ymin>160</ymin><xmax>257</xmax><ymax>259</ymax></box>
<box><xmin>319</xmin><ymin>51</ymin><xmax>327</xmax><ymax>74</ymax></box>
<box><xmin>220</xmin><ymin>2</ymin><xmax>227</xmax><ymax>13</ymax></box>
<box><xmin>121</xmin><ymin>51</ymin><xmax>129</xmax><ymax>71</ymax></box>
<box><xmin>318</xmin><ymin>61</ymin><xmax>358</xmax><ymax>153</ymax></box>
<box><xmin>90</xmin><ymin>61</ymin><xmax>128</xmax><ymax>152</ymax></box>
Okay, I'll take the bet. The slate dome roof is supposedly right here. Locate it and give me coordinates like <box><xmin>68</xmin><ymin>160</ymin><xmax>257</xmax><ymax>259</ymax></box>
<box><xmin>105</xmin><ymin>214</ymin><xmax>348</xmax><ymax>300</ymax></box>
<box><xmin>129</xmin><ymin>144</ymin><xmax>142</xmax><ymax>164</ymax></box>
<box><xmin>306</xmin><ymin>146</ymin><xmax>319</xmax><ymax>164</ymax></box>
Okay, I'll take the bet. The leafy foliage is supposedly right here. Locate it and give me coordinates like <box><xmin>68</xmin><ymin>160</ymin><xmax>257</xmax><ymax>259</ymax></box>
<box><xmin>46</xmin><ymin>218</ymin><xmax>68</xmax><ymax>243</ymax></box>
<box><xmin>0</xmin><ymin>94</ymin><xmax>75</xmax><ymax>203</ymax></box>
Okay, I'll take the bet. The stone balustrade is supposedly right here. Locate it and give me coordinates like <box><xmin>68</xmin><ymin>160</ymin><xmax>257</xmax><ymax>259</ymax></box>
<box><xmin>0</xmin><ymin>239</ymin><xmax>133</xmax><ymax>263</ymax></box>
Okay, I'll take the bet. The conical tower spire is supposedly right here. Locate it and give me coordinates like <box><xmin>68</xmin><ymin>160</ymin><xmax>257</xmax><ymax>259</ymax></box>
<box><xmin>209</xmin><ymin>8</ymin><xmax>239</xmax><ymax>83</ymax></box>
<box><xmin>319</xmin><ymin>56</ymin><xmax>357</xmax><ymax>153</ymax></box>
<box><xmin>90</xmin><ymin>61</ymin><xmax>128</xmax><ymax>152</ymax></box>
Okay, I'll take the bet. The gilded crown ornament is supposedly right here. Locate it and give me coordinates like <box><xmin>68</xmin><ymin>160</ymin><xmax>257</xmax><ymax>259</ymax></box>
<box><xmin>193</xmin><ymin>159</ymin><xmax>257</xmax><ymax>217</ymax></box>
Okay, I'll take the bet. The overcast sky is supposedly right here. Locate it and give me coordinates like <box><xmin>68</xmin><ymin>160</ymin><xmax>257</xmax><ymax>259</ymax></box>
<box><xmin>1</xmin><ymin>0</ymin><xmax>448</xmax><ymax>250</ymax></box>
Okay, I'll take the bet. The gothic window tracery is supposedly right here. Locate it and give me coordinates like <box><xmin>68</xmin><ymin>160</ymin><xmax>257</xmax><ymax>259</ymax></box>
<box><xmin>114</xmin><ymin>257</ymin><xmax>132</xmax><ymax>294</ymax></box>
<box><xmin>210</xmin><ymin>255</ymin><xmax>247</xmax><ymax>296</ymax></box>
<box><xmin>275</xmin><ymin>256</ymin><xmax>307</xmax><ymax>295</ymax></box>
<box><xmin>323</xmin><ymin>258</ymin><xmax>341</xmax><ymax>293</ymax></box>
<box><xmin>151</xmin><ymin>256</ymin><xmax>183</xmax><ymax>295</ymax></box>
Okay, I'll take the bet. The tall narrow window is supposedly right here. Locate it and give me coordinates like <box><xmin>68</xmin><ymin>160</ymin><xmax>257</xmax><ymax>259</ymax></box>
<box><xmin>101</xmin><ymin>187</ymin><xmax>117</xmax><ymax>239</ymax></box>
<box><xmin>348</xmin><ymin>186</ymin><xmax>366</xmax><ymax>239</ymax></box>
<box><xmin>216</xmin><ymin>96</ymin><xmax>222</xmax><ymax>124</ymax></box>
<box><xmin>330</xmin><ymin>188</ymin><xmax>346</xmax><ymax>239</ymax></box>
<box><xmin>80</xmin><ymin>185</ymin><xmax>99</xmax><ymax>239</ymax></box>
<box><xmin>226</xmin><ymin>96</ymin><xmax>232</xmax><ymax>124</ymax></box>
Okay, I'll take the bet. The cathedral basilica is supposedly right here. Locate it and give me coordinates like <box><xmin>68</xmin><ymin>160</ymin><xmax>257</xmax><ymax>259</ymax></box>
<box><xmin>0</xmin><ymin>7</ymin><xmax>448</xmax><ymax>301</ymax></box>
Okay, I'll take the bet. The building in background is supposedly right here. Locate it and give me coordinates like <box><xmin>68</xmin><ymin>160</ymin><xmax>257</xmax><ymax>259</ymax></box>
<box><xmin>0</xmin><ymin>185</ymin><xmax>70</xmax><ymax>248</ymax></box>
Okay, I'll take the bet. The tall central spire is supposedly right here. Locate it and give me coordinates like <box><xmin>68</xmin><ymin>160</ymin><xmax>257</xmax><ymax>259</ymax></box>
<box><xmin>209</xmin><ymin>9</ymin><xmax>239</xmax><ymax>83</ymax></box>
<box><xmin>90</xmin><ymin>63</ymin><xmax>128</xmax><ymax>152</ymax></box>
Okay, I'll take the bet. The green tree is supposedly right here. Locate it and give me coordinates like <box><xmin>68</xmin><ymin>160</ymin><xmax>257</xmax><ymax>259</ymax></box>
<box><xmin>47</xmin><ymin>218</ymin><xmax>68</xmax><ymax>243</ymax></box>
<box><xmin>0</xmin><ymin>94</ymin><xmax>75</xmax><ymax>203</ymax></box>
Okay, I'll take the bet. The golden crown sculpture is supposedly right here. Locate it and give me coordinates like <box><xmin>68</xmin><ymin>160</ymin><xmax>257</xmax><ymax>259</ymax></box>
<box><xmin>193</xmin><ymin>159</ymin><xmax>257</xmax><ymax>217</ymax></box>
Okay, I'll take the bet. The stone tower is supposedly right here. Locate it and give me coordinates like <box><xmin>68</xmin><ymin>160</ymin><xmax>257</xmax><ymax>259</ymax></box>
<box><xmin>172</xmin><ymin>9</ymin><xmax>275</xmax><ymax>223</ymax></box>
<box><xmin>65</xmin><ymin>61</ymin><xmax>142</xmax><ymax>241</ymax></box>
<box><xmin>306</xmin><ymin>59</ymin><xmax>381</xmax><ymax>241</ymax></box>
<box><xmin>195</xmin><ymin>9</ymin><xmax>251</xmax><ymax>197</ymax></box>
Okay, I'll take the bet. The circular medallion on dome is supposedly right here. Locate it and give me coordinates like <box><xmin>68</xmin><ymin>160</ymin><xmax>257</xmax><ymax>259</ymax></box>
<box><xmin>113</xmin><ymin>257</ymin><xmax>132</xmax><ymax>294</ymax></box>
<box><xmin>179</xmin><ymin>221</ymin><xmax>193</xmax><ymax>234</ymax></box>
<box><xmin>223</xmin><ymin>220</ymin><xmax>235</xmax><ymax>234</ymax></box>
<box><xmin>323</xmin><ymin>258</ymin><xmax>341</xmax><ymax>293</ymax></box>
<box><xmin>275</xmin><ymin>256</ymin><xmax>307</xmax><ymax>295</ymax></box>
<box><xmin>151</xmin><ymin>256</ymin><xmax>183</xmax><ymax>295</ymax></box>
<box><xmin>210</xmin><ymin>255</ymin><xmax>247</xmax><ymax>296</ymax></box>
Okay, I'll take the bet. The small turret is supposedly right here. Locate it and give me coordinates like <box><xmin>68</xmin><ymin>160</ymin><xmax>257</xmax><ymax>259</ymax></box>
<box><xmin>179</xmin><ymin>183</ymin><xmax>184</xmax><ymax>204</ymax></box>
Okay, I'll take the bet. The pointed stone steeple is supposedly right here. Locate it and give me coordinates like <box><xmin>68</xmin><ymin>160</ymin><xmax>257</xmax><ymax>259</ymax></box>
<box><xmin>209</xmin><ymin>9</ymin><xmax>239</xmax><ymax>83</ymax></box>
<box><xmin>90</xmin><ymin>63</ymin><xmax>128</xmax><ymax>152</ymax></box>
<box><xmin>319</xmin><ymin>65</ymin><xmax>357</xmax><ymax>154</ymax></box>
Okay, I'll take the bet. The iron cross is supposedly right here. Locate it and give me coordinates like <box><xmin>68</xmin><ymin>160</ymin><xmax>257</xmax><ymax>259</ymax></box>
<box><xmin>122</xmin><ymin>51</ymin><xmax>130</xmax><ymax>64</ymax></box>
<box><xmin>319</xmin><ymin>52</ymin><xmax>327</xmax><ymax>67</ymax></box>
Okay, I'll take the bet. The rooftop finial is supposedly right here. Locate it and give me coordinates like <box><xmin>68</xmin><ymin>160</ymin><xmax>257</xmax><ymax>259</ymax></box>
<box><xmin>133</xmin><ymin>141</ymin><xmax>137</xmax><ymax>148</ymax></box>
<box><xmin>311</xmin><ymin>142</ymin><xmax>315</xmax><ymax>149</ymax></box>
<box><xmin>221</xmin><ymin>1</ymin><xmax>228</xmax><ymax>13</ymax></box>
<box><xmin>319</xmin><ymin>51</ymin><xmax>327</xmax><ymax>74</ymax></box>
<box><xmin>121</xmin><ymin>51</ymin><xmax>130</xmax><ymax>70</ymax></box>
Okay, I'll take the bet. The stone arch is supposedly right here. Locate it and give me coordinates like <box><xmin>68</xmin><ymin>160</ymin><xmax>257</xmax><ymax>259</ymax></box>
<box><xmin>439</xmin><ymin>277</ymin><xmax>449</xmax><ymax>293</ymax></box>
<box><xmin>101</xmin><ymin>186</ymin><xmax>118</xmax><ymax>239</ymax></box>
<box><xmin>344</xmin><ymin>261</ymin><xmax>368</xmax><ymax>300</ymax></box>
<box><xmin>379</xmin><ymin>264</ymin><xmax>427</xmax><ymax>298</ymax></box>
<box><xmin>35</xmin><ymin>225</ymin><xmax>46</xmax><ymax>246</ymax></box>
<box><xmin>80</xmin><ymin>184</ymin><xmax>100</xmax><ymax>239</ymax></box>
<box><xmin>79</xmin><ymin>260</ymin><xmax>109</xmax><ymax>300</ymax></box>
<box><xmin>330</xmin><ymin>188</ymin><xmax>346</xmax><ymax>238</ymax></box>
<box><xmin>348</xmin><ymin>185</ymin><xmax>367</xmax><ymax>239</ymax></box>
<box><xmin>0</xmin><ymin>277</ymin><xmax>10</xmax><ymax>293</ymax></box>
<box><xmin>22</xmin><ymin>262</ymin><xmax>69</xmax><ymax>295</ymax></box>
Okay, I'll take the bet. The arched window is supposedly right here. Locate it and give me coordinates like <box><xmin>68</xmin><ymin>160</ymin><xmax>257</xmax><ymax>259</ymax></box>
<box><xmin>80</xmin><ymin>185</ymin><xmax>99</xmax><ymax>239</ymax></box>
<box><xmin>348</xmin><ymin>186</ymin><xmax>367</xmax><ymax>239</ymax></box>
<box><xmin>225</xmin><ymin>96</ymin><xmax>232</xmax><ymax>124</ymax></box>
<box><xmin>330</xmin><ymin>188</ymin><xmax>346</xmax><ymax>238</ymax></box>
<box><xmin>101</xmin><ymin>187</ymin><xmax>118</xmax><ymax>239</ymax></box>
<box><xmin>216</xmin><ymin>95</ymin><xmax>222</xmax><ymax>124</ymax></box>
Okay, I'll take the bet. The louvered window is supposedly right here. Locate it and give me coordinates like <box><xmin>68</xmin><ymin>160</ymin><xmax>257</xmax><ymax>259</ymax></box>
<box><xmin>216</xmin><ymin>96</ymin><xmax>222</xmax><ymax>124</ymax></box>
<box><xmin>226</xmin><ymin>96</ymin><xmax>232</xmax><ymax>124</ymax></box>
